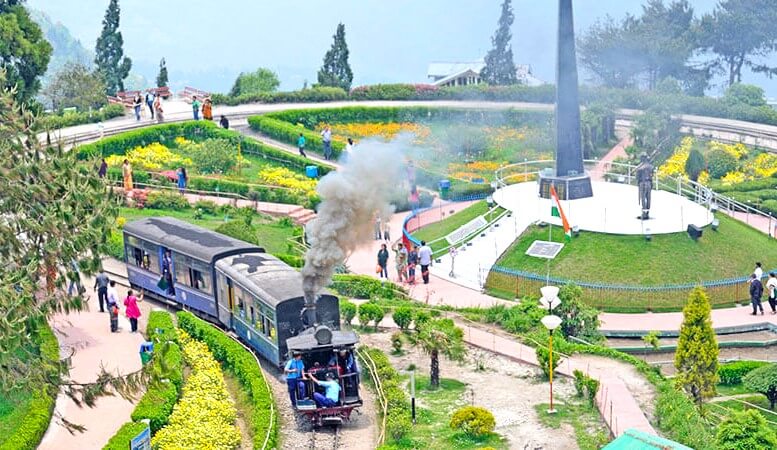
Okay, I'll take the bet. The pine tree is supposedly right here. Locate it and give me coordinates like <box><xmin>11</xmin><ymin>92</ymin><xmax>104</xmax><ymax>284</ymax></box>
<box><xmin>674</xmin><ymin>286</ymin><xmax>719</xmax><ymax>407</ymax></box>
<box><xmin>94</xmin><ymin>0</ymin><xmax>131</xmax><ymax>95</ymax></box>
<box><xmin>156</xmin><ymin>57</ymin><xmax>168</xmax><ymax>87</ymax></box>
<box><xmin>481</xmin><ymin>0</ymin><xmax>518</xmax><ymax>85</ymax></box>
<box><xmin>317</xmin><ymin>23</ymin><xmax>353</xmax><ymax>91</ymax></box>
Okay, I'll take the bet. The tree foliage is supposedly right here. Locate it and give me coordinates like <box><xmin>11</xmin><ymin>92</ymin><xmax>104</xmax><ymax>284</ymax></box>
<box><xmin>715</xmin><ymin>409</ymin><xmax>777</xmax><ymax>450</ymax></box>
<box><xmin>674</xmin><ymin>287</ymin><xmax>719</xmax><ymax>407</ymax></box>
<box><xmin>229</xmin><ymin>68</ymin><xmax>279</xmax><ymax>97</ymax></box>
<box><xmin>480</xmin><ymin>0</ymin><xmax>517</xmax><ymax>86</ymax></box>
<box><xmin>0</xmin><ymin>1</ymin><xmax>52</xmax><ymax>103</ymax></box>
<box><xmin>94</xmin><ymin>0</ymin><xmax>131</xmax><ymax>95</ymax></box>
<box><xmin>156</xmin><ymin>57</ymin><xmax>168</xmax><ymax>88</ymax></box>
<box><xmin>723</xmin><ymin>83</ymin><xmax>767</xmax><ymax>107</ymax></box>
<box><xmin>415</xmin><ymin>318</ymin><xmax>465</xmax><ymax>388</ymax></box>
<box><xmin>0</xmin><ymin>72</ymin><xmax>118</xmax><ymax>391</ymax></box>
<box><xmin>630</xmin><ymin>105</ymin><xmax>682</xmax><ymax>160</ymax></box>
<box><xmin>556</xmin><ymin>282</ymin><xmax>602</xmax><ymax>343</ymax></box>
<box><xmin>742</xmin><ymin>363</ymin><xmax>777</xmax><ymax>410</ymax></box>
<box><xmin>684</xmin><ymin>148</ymin><xmax>705</xmax><ymax>182</ymax></box>
<box><xmin>317</xmin><ymin>23</ymin><xmax>353</xmax><ymax>91</ymax></box>
<box><xmin>41</xmin><ymin>62</ymin><xmax>107</xmax><ymax>112</ymax></box>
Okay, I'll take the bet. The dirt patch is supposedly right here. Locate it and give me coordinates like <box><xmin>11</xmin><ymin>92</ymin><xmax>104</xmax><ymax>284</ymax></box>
<box><xmin>360</xmin><ymin>332</ymin><xmax>581</xmax><ymax>450</ymax></box>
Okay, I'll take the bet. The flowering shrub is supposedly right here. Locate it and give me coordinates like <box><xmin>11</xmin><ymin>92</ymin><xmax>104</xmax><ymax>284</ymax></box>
<box><xmin>316</xmin><ymin>122</ymin><xmax>431</xmax><ymax>144</ymax></box>
<box><xmin>152</xmin><ymin>329</ymin><xmax>240</xmax><ymax>450</ymax></box>
<box><xmin>658</xmin><ymin>137</ymin><xmax>692</xmax><ymax>179</ymax></box>
<box><xmin>697</xmin><ymin>171</ymin><xmax>710</xmax><ymax>186</ymax></box>
<box><xmin>708</xmin><ymin>141</ymin><xmax>749</xmax><ymax>160</ymax></box>
<box><xmin>484</xmin><ymin>126</ymin><xmax>526</xmax><ymax>149</ymax></box>
<box><xmin>105</xmin><ymin>142</ymin><xmax>191</xmax><ymax>170</ymax></box>
<box><xmin>181</xmin><ymin>138</ymin><xmax>237</xmax><ymax>174</ymax></box>
<box><xmin>744</xmin><ymin>152</ymin><xmax>777</xmax><ymax>179</ymax></box>
<box><xmin>722</xmin><ymin>171</ymin><xmax>747</xmax><ymax>185</ymax></box>
<box><xmin>448</xmin><ymin>161</ymin><xmax>504</xmax><ymax>182</ymax></box>
<box><xmin>257</xmin><ymin>167</ymin><xmax>317</xmax><ymax>196</ymax></box>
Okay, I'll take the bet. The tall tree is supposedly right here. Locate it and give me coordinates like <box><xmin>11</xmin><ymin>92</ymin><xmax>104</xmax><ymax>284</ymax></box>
<box><xmin>42</xmin><ymin>63</ymin><xmax>107</xmax><ymax>111</ymax></box>
<box><xmin>578</xmin><ymin>16</ymin><xmax>645</xmax><ymax>88</ymax></box>
<box><xmin>480</xmin><ymin>0</ymin><xmax>517</xmax><ymax>85</ymax></box>
<box><xmin>700</xmin><ymin>0</ymin><xmax>777</xmax><ymax>86</ymax></box>
<box><xmin>0</xmin><ymin>0</ymin><xmax>52</xmax><ymax>103</ymax></box>
<box><xmin>156</xmin><ymin>57</ymin><xmax>168</xmax><ymax>88</ymax></box>
<box><xmin>317</xmin><ymin>23</ymin><xmax>353</xmax><ymax>91</ymax></box>
<box><xmin>674</xmin><ymin>287</ymin><xmax>719</xmax><ymax>407</ymax></box>
<box><xmin>0</xmin><ymin>70</ymin><xmax>118</xmax><ymax>390</ymax></box>
<box><xmin>415</xmin><ymin>318</ymin><xmax>465</xmax><ymax>388</ymax></box>
<box><xmin>229</xmin><ymin>68</ymin><xmax>279</xmax><ymax>97</ymax></box>
<box><xmin>94</xmin><ymin>0</ymin><xmax>131</xmax><ymax>95</ymax></box>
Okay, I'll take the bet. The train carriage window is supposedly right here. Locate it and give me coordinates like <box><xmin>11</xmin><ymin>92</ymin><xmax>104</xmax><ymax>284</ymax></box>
<box><xmin>143</xmin><ymin>244</ymin><xmax>160</xmax><ymax>274</ymax></box>
<box><xmin>249</xmin><ymin>305</ymin><xmax>256</xmax><ymax>325</ymax></box>
<box><xmin>174</xmin><ymin>254</ymin><xmax>191</xmax><ymax>287</ymax></box>
<box><xmin>234</xmin><ymin>285</ymin><xmax>246</xmax><ymax>318</ymax></box>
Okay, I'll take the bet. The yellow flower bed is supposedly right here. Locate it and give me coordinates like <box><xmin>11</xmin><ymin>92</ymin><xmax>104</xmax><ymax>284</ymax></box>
<box><xmin>448</xmin><ymin>161</ymin><xmax>505</xmax><ymax>181</ymax></box>
<box><xmin>658</xmin><ymin>136</ymin><xmax>693</xmax><ymax>179</ymax></box>
<box><xmin>152</xmin><ymin>330</ymin><xmax>240</xmax><ymax>450</ymax></box>
<box><xmin>316</xmin><ymin>122</ymin><xmax>431</xmax><ymax>143</ymax></box>
<box><xmin>257</xmin><ymin>167</ymin><xmax>317</xmax><ymax>196</ymax></box>
<box><xmin>744</xmin><ymin>152</ymin><xmax>777</xmax><ymax>178</ymax></box>
<box><xmin>484</xmin><ymin>126</ymin><xmax>526</xmax><ymax>148</ymax></box>
<box><xmin>708</xmin><ymin>141</ymin><xmax>749</xmax><ymax>160</ymax></box>
<box><xmin>721</xmin><ymin>171</ymin><xmax>747</xmax><ymax>185</ymax></box>
<box><xmin>105</xmin><ymin>142</ymin><xmax>192</xmax><ymax>170</ymax></box>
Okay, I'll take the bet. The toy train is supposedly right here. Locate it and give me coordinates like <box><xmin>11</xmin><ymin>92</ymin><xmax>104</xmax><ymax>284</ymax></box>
<box><xmin>122</xmin><ymin>217</ymin><xmax>362</xmax><ymax>424</ymax></box>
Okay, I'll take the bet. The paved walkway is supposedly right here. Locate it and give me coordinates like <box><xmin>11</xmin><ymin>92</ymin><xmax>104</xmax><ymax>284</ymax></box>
<box><xmin>591</xmin><ymin>136</ymin><xmax>632</xmax><ymax>181</ymax></box>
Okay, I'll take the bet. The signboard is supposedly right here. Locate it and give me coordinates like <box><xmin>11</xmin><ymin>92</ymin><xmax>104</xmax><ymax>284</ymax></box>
<box><xmin>445</xmin><ymin>215</ymin><xmax>488</xmax><ymax>245</ymax></box>
<box><xmin>130</xmin><ymin>425</ymin><xmax>151</xmax><ymax>450</ymax></box>
<box><xmin>525</xmin><ymin>240</ymin><xmax>564</xmax><ymax>259</ymax></box>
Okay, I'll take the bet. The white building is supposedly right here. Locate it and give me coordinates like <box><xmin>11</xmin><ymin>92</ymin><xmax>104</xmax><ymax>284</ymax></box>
<box><xmin>427</xmin><ymin>61</ymin><xmax>544</xmax><ymax>87</ymax></box>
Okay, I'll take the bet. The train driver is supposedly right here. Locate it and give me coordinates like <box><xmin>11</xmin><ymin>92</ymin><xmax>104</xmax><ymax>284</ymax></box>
<box><xmin>284</xmin><ymin>352</ymin><xmax>306</xmax><ymax>406</ymax></box>
<box><xmin>309</xmin><ymin>372</ymin><xmax>341</xmax><ymax>408</ymax></box>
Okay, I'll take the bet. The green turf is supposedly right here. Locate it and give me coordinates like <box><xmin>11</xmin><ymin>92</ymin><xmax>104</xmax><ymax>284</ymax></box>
<box><xmin>534</xmin><ymin>401</ymin><xmax>611</xmax><ymax>450</ymax></box>
<box><xmin>716</xmin><ymin>383</ymin><xmax>754</xmax><ymax>396</ymax></box>
<box><xmin>411</xmin><ymin>201</ymin><xmax>505</xmax><ymax>254</ymax></box>
<box><xmin>494</xmin><ymin>214</ymin><xmax>777</xmax><ymax>285</ymax></box>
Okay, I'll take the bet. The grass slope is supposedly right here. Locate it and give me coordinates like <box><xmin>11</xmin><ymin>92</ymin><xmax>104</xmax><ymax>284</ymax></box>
<box><xmin>495</xmin><ymin>214</ymin><xmax>777</xmax><ymax>286</ymax></box>
<box><xmin>412</xmin><ymin>201</ymin><xmax>504</xmax><ymax>253</ymax></box>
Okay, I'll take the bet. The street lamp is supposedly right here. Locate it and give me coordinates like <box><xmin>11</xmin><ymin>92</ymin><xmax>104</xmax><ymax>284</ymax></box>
<box><xmin>541</xmin><ymin>314</ymin><xmax>563</xmax><ymax>414</ymax></box>
<box><xmin>402</xmin><ymin>369</ymin><xmax>417</xmax><ymax>424</ymax></box>
<box><xmin>539</xmin><ymin>285</ymin><xmax>561</xmax><ymax>313</ymax></box>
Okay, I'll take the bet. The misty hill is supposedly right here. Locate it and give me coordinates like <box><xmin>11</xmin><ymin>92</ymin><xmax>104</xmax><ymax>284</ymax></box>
<box><xmin>29</xmin><ymin>9</ymin><xmax>92</xmax><ymax>82</ymax></box>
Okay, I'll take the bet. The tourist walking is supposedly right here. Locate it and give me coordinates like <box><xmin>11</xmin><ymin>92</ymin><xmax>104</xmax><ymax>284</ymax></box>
<box><xmin>145</xmin><ymin>90</ymin><xmax>155</xmax><ymax>119</ymax></box>
<box><xmin>203</xmin><ymin>98</ymin><xmax>213</xmax><ymax>121</ymax></box>
<box><xmin>383</xmin><ymin>223</ymin><xmax>390</xmax><ymax>242</ymax></box>
<box><xmin>98</xmin><ymin>158</ymin><xmax>108</xmax><ymax>178</ymax></box>
<box><xmin>750</xmin><ymin>273</ymin><xmax>765</xmax><ymax>315</ymax></box>
<box><xmin>284</xmin><ymin>352</ymin><xmax>306</xmax><ymax>406</ymax></box>
<box><xmin>93</xmin><ymin>269</ymin><xmax>110</xmax><ymax>313</ymax></box>
<box><xmin>419</xmin><ymin>240</ymin><xmax>433</xmax><ymax>284</ymax></box>
<box><xmin>377</xmin><ymin>244</ymin><xmax>389</xmax><ymax>279</ymax></box>
<box><xmin>107</xmin><ymin>280</ymin><xmax>120</xmax><ymax>332</ymax></box>
<box><xmin>449</xmin><ymin>245</ymin><xmax>458</xmax><ymax>278</ymax></box>
<box><xmin>122</xmin><ymin>159</ymin><xmax>133</xmax><ymax>192</ymax></box>
<box><xmin>374</xmin><ymin>216</ymin><xmax>382</xmax><ymax>240</ymax></box>
<box><xmin>219</xmin><ymin>115</ymin><xmax>230</xmax><ymax>129</ymax></box>
<box><xmin>67</xmin><ymin>260</ymin><xmax>83</xmax><ymax>297</ymax></box>
<box><xmin>767</xmin><ymin>272</ymin><xmax>777</xmax><ymax>314</ymax></box>
<box><xmin>177</xmin><ymin>167</ymin><xmax>187</xmax><ymax>194</ymax></box>
<box><xmin>192</xmin><ymin>96</ymin><xmax>201</xmax><ymax>120</ymax></box>
<box><xmin>407</xmin><ymin>245</ymin><xmax>419</xmax><ymax>284</ymax></box>
<box><xmin>124</xmin><ymin>289</ymin><xmax>143</xmax><ymax>333</ymax></box>
<box><xmin>154</xmin><ymin>96</ymin><xmax>164</xmax><ymax>123</ymax></box>
<box><xmin>133</xmin><ymin>93</ymin><xmax>142</xmax><ymax>120</ymax></box>
<box><xmin>297</xmin><ymin>133</ymin><xmax>307</xmax><ymax>158</ymax></box>
<box><xmin>393</xmin><ymin>242</ymin><xmax>408</xmax><ymax>283</ymax></box>
<box><xmin>754</xmin><ymin>262</ymin><xmax>764</xmax><ymax>280</ymax></box>
<box><xmin>343</xmin><ymin>138</ymin><xmax>354</xmax><ymax>162</ymax></box>
<box><xmin>321</xmin><ymin>125</ymin><xmax>332</xmax><ymax>160</ymax></box>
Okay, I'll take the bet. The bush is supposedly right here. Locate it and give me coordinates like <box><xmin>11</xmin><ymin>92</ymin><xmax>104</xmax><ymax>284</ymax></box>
<box><xmin>186</xmin><ymin>138</ymin><xmax>238</xmax><ymax>174</ymax></box>
<box><xmin>275</xmin><ymin>253</ymin><xmax>303</xmax><ymax>268</ymax></box>
<box><xmin>229</xmin><ymin>68</ymin><xmax>280</xmax><ymax>97</ymax></box>
<box><xmin>145</xmin><ymin>191</ymin><xmax>190</xmax><ymax>210</ymax></box>
<box><xmin>146</xmin><ymin>311</ymin><xmax>176</xmax><ymax>343</ymax></box>
<box><xmin>716</xmin><ymin>409</ymin><xmax>777</xmax><ymax>450</ymax></box>
<box><xmin>655</xmin><ymin>383</ymin><xmax>715</xmax><ymax>449</ymax></box>
<box><xmin>392</xmin><ymin>307</ymin><xmax>414</xmax><ymax>331</ymax></box>
<box><xmin>212</xmin><ymin>86</ymin><xmax>348</xmax><ymax>105</ymax></box>
<box><xmin>102</xmin><ymin>421</ymin><xmax>149</xmax><ymax>450</ymax></box>
<box><xmin>130</xmin><ymin>381</ymin><xmax>177</xmax><ymax>433</ymax></box>
<box><xmin>743</xmin><ymin>363</ymin><xmax>777</xmax><ymax>410</ymax></box>
<box><xmin>445</xmin><ymin>182</ymin><xmax>494</xmax><ymax>201</ymax></box>
<box><xmin>36</xmin><ymin>103</ymin><xmax>125</xmax><ymax>131</ymax></box>
<box><xmin>176</xmin><ymin>312</ymin><xmax>277</xmax><ymax>449</ymax></box>
<box><xmin>358</xmin><ymin>302</ymin><xmax>385</xmax><ymax>329</ymax></box>
<box><xmin>340</xmin><ymin>300</ymin><xmax>357</xmax><ymax>326</ymax></box>
<box><xmin>193</xmin><ymin>199</ymin><xmax>218</xmax><ymax>215</ymax></box>
<box><xmin>106</xmin><ymin>229</ymin><xmax>124</xmax><ymax>259</ymax></box>
<box><xmin>535</xmin><ymin>345</ymin><xmax>562</xmax><ymax>380</ymax></box>
<box><xmin>215</xmin><ymin>220</ymin><xmax>259</xmax><ymax>246</ymax></box>
<box><xmin>572</xmin><ymin>370</ymin><xmax>600</xmax><ymax>407</ymax></box>
<box><xmin>718</xmin><ymin>360</ymin><xmax>769</xmax><ymax>385</ymax></box>
<box><xmin>330</xmin><ymin>274</ymin><xmax>406</xmax><ymax>299</ymax></box>
<box><xmin>391</xmin><ymin>332</ymin><xmax>403</xmax><ymax>354</ymax></box>
<box><xmin>357</xmin><ymin>346</ymin><xmax>411</xmax><ymax>443</ymax></box>
<box><xmin>386</xmin><ymin>409</ymin><xmax>412</xmax><ymax>441</ymax></box>
<box><xmin>707</xmin><ymin>148</ymin><xmax>739</xmax><ymax>178</ymax></box>
<box><xmin>449</xmin><ymin>406</ymin><xmax>496</xmax><ymax>437</ymax></box>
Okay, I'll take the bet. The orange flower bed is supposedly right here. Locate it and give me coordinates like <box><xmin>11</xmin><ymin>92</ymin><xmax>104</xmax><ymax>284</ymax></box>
<box><xmin>315</xmin><ymin>122</ymin><xmax>431</xmax><ymax>143</ymax></box>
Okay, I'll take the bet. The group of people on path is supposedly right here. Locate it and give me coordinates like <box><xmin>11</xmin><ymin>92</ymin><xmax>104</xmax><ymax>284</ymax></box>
<box><xmin>748</xmin><ymin>262</ymin><xmax>777</xmax><ymax>315</ymax></box>
<box><xmin>93</xmin><ymin>269</ymin><xmax>143</xmax><ymax>333</ymax></box>
<box><xmin>297</xmin><ymin>126</ymin><xmax>353</xmax><ymax>161</ymax></box>
<box><xmin>132</xmin><ymin>90</ymin><xmax>165</xmax><ymax>123</ymax></box>
<box><xmin>377</xmin><ymin>239</ymin><xmax>433</xmax><ymax>285</ymax></box>
<box><xmin>284</xmin><ymin>350</ymin><xmax>359</xmax><ymax>408</ymax></box>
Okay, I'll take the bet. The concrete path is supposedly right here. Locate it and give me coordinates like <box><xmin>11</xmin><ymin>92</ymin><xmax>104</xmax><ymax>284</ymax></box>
<box><xmin>591</xmin><ymin>136</ymin><xmax>633</xmax><ymax>181</ymax></box>
<box><xmin>601</xmin><ymin>306</ymin><xmax>777</xmax><ymax>334</ymax></box>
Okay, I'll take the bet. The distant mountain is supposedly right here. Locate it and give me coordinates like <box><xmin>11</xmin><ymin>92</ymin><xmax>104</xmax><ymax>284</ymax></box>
<box><xmin>30</xmin><ymin>9</ymin><xmax>93</xmax><ymax>81</ymax></box>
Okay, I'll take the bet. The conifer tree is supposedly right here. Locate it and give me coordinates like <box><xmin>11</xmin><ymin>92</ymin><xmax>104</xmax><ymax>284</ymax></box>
<box><xmin>156</xmin><ymin>57</ymin><xmax>168</xmax><ymax>87</ymax></box>
<box><xmin>94</xmin><ymin>0</ymin><xmax>131</xmax><ymax>95</ymax></box>
<box><xmin>481</xmin><ymin>0</ymin><xmax>518</xmax><ymax>85</ymax></box>
<box><xmin>674</xmin><ymin>286</ymin><xmax>719</xmax><ymax>407</ymax></box>
<box><xmin>0</xmin><ymin>0</ymin><xmax>52</xmax><ymax>102</ymax></box>
<box><xmin>317</xmin><ymin>23</ymin><xmax>353</xmax><ymax>91</ymax></box>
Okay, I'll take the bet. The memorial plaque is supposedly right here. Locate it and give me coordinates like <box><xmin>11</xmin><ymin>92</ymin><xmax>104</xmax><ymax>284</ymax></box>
<box><xmin>525</xmin><ymin>240</ymin><xmax>564</xmax><ymax>259</ymax></box>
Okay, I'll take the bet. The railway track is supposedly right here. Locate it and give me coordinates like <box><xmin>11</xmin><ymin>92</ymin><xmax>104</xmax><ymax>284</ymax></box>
<box><xmin>309</xmin><ymin>424</ymin><xmax>340</xmax><ymax>450</ymax></box>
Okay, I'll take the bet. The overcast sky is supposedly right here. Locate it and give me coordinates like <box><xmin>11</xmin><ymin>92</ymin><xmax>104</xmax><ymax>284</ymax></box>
<box><xmin>29</xmin><ymin>0</ymin><xmax>776</xmax><ymax>96</ymax></box>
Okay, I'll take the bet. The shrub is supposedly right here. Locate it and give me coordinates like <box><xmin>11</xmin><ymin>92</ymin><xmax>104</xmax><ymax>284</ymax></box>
<box><xmin>212</xmin><ymin>86</ymin><xmax>348</xmax><ymax>105</ymax></box>
<box><xmin>392</xmin><ymin>307</ymin><xmax>414</xmax><ymax>331</ymax></box>
<box><xmin>743</xmin><ymin>363</ymin><xmax>777</xmax><ymax>410</ymax></box>
<box><xmin>386</xmin><ymin>409</ymin><xmax>412</xmax><ymax>441</ymax></box>
<box><xmin>145</xmin><ymin>191</ymin><xmax>190</xmax><ymax>210</ymax></box>
<box><xmin>130</xmin><ymin>381</ymin><xmax>177</xmax><ymax>433</ymax></box>
<box><xmin>706</xmin><ymin>148</ymin><xmax>738</xmax><ymax>178</ymax></box>
<box><xmin>330</xmin><ymin>274</ymin><xmax>406</xmax><ymax>299</ymax></box>
<box><xmin>655</xmin><ymin>383</ymin><xmax>714</xmax><ymax>449</ymax></box>
<box><xmin>414</xmin><ymin>311</ymin><xmax>431</xmax><ymax>328</ymax></box>
<box><xmin>102</xmin><ymin>421</ymin><xmax>149</xmax><ymax>450</ymax></box>
<box><xmin>358</xmin><ymin>302</ymin><xmax>385</xmax><ymax>329</ymax></box>
<box><xmin>391</xmin><ymin>332</ymin><xmax>403</xmax><ymax>354</ymax></box>
<box><xmin>718</xmin><ymin>360</ymin><xmax>769</xmax><ymax>385</ymax></box>
<box><xmin>535</xmin><ymin>345</ymin><xmax>562</xmax><ymax>380</ymax></box>
<box><xmin>716</xmin><ymin>409</ymin><xmax>777</xmax><ymax>450</ymax></box>
<box><xmin>176</xmin><ymin>312</ymin><xmax>277</xmax><ymax>449</ymax></box>
<box><xmin>229</xmin><ymin>68</ymin><xmax>280</xmax><ymax>96</ymax></box>
<box><xmin>215</xmin><ymin>220</ymin><xmax>259</xmax><ymax>246</ymax></box>
<box><xmin>449</xmin><ymin>406</ymin><xmax>496</xmax><ymax>437</ymax></box>
<box><xmin>340</xmin><ymin>300</ymin><xmax>357</xmax><ymax>325</ymax></box>
<box><xmin>572</xmin><ymin>370</ymin><xmax>600</xmax><ymax>407</ymax></box>
<box><xmin>106</xmin><ymin>229</ymin><xmax>124</xmax><ymax>259</ymax></box>
<box><xmin>275</xmin><ymin>253</ymin><xmax>303</xmax><ymax>268</ymax></box>
<box><xmin>36</xmin><ymin>103</ymin><xmax>125</xmax><ymax>131</ymax></box>
<box><xmin>357</xmin><ymin>346</ymin><xmax>411</xmax><ymax>443</ymax></box>
<box><xmin>193</xmin><ymin>199</ymin><xmax>218</xmax><ymax>215</ymax></box>
<box><xmin>186</xmin><ymin>138</ymin><xmax>237</xmax><ymax>174</ymax></box>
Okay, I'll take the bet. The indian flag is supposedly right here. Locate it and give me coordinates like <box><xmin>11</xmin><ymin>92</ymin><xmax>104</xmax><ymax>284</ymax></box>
<box><xmin>549</xmin><ymin>185</ymin><xmax>572</xmax><ymax>242</ymax></box>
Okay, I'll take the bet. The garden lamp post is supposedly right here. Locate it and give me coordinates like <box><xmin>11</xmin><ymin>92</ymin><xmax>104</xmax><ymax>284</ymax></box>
<box><xmin>402</xmin><ymin>369</ymin><xmax>417</xmax><ymax>424</ymax></box>
<box><xmin>541</xmin><ymin>314</ymin><xmax>562</xmax><ymax>414</ymax></box>
<box><xmin>539</xmin><ymin>285</ymin><xmax>561</xmax><ymax>314</ymax></box>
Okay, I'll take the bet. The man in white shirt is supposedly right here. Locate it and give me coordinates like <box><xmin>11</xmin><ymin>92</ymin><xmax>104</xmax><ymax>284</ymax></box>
<box><xmin>418</xmin><ymin>240</ymin><xmax>433</xmax><ymax>285</ymax></box>
<box><xmin>754</xmin><ymin>262</ymin><xmax>763</xmax><ymax>281</ymax></box>
<box><xmin>767</xmin><ymin>272</ymin><xmax>777</xmax><ymax>315</ymax></box>
<box><xmin>107</xmin><ymin>280</ymin><xmax>120</xmax><ymax>332</ymax></box>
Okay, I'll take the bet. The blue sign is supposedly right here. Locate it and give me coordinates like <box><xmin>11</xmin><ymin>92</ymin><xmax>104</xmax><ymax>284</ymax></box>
<box><xmin>130</xmin><ymin>425</ymin><xmax>151</xmax><ymax>450</ymax></box>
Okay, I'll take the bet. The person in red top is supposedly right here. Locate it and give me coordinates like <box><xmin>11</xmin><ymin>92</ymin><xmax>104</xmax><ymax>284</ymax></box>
<box><xmin>124</xmin><ymin>289</ymin><xmax>143</xmax><ymax>333</ymax></box>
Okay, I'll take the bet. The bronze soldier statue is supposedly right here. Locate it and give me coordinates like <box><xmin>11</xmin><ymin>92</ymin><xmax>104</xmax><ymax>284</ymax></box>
<box><xmin>636</xmin><ymin>153</ymin><xmax>653</xmax><ymax>220</ymax></box>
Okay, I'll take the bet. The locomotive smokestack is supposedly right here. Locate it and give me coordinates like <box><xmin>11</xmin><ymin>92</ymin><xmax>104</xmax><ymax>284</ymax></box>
<box><xmin>301</xmin><ymin>138</ymin><xmax>404</xmax><ymax>318</ymax></box>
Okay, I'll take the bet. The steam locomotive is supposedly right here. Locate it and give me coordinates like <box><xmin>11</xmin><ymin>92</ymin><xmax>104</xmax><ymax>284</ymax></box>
<box><xmin>122</xmin><ymin>217</ymin><xmax>362</xmax><ymax>424</ymax></box>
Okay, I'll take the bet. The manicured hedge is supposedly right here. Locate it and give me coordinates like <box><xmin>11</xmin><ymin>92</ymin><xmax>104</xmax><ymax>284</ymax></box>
<box><xmin>0</xmin><ymin>326</ymin><xmax>59</xmax><ymax>450</ymax></box>
<box><xmin>211</xmin><ymin>86</ymin><xmax>348</xmax><ymax>105</ymax></box>
<box><xmin>146</xmin><ymin>310</ymin><xmax>177</xmax><ymax>344</ymax></box>
<box><xmin>177</xmin><ymin>311</ymin><xmax>277</xmax><ymax>449</ymax></box>
<box><xmin>130</xmin><ymin>382</ymin><xmax>177</xmax><ymax>433</ymax></box>
<box><xmin>37</xmin><ymin>104</ymin><xmax>125</xmax><ymax>131</ymax></box>
<box><xmin>102</xmin><ymin>421</ymin><xmax>149</xmax><ymax>450</ymax></box>
<box><xmin>718</xmin><ymin>360</ymin><xmax>769</xmax><ymax>385</ymax></box>
<box><xmin>248</xmin><ymin>115</ymin><xmax>346</xmax><ymax>159</ymax></box>
<box><xmin>330</xmin><ymin>274</ymin><xmax>407</xmax><ymax>300</ymax></box>
<box><xmin>358</xmin><ymin>346</ymin><xmax>412</xmax><ymax>442</ymax></box>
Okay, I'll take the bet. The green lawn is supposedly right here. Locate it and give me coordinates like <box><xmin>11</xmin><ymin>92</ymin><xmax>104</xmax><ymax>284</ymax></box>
<box><xmin>494</xmin><ymin>214</ymin><xmax>777</xmax><ymax>285</ymax></box>
<box><xmin>710</xmin><ymin>395</ymin><xmax>777</xmax><ymax>432</ymax></box>
<box><xmin>534</xmin><ymin>401</ymin><xmax>611</xmax><ymax>450</ymax></box>
<box><xmin>382</xmin><ymin>376</ymin><xmax>507</xmax><ymax>450</ymax></box>
<box><xmin>412</xmin><ymin>201</ymin><xmax>505</xmax><ymax>254</ymax></box>
<box><xmin>716</xmin><ymin>383</ymin><xmax>754</xmax><ymax>396</ymax></box>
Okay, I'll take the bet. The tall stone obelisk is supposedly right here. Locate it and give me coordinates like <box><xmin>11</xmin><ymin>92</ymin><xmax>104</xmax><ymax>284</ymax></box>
<box><xmin>538</xmin><ymin>0</ymin><xmax>593</xmax><ymax>200</ymax></box>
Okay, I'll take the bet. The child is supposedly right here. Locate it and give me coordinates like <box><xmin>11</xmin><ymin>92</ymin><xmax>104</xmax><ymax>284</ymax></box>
<box><xmin>110</xmin><ymin>303</ymin><xmax>119</xmax><ymax>333</ymax></box>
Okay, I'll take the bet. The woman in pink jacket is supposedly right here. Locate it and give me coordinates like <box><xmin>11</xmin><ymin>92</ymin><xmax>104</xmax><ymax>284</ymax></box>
<box><xmin>124</xmin><ymin>290</ymin><xmax>143</xmax><ymax>333</ymax></box>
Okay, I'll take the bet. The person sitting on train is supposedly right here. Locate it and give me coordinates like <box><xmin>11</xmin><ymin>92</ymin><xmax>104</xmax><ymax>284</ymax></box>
<box><xmin>328</xmin><ymin>349</ymin><xmax>358</xmax><ymax>375</ymax></box>
<box><xmin>284</xmin><ymin>352</ymin><xmax>306</xmax><ymax>406</ymax></box>
<box><xmin>309</xmin><ymin>372</ymin><xmax>341</xmax><ymax>408</ymax></box>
